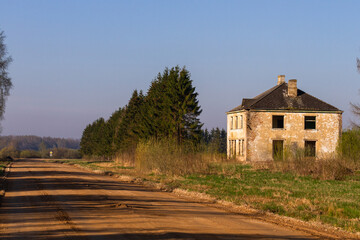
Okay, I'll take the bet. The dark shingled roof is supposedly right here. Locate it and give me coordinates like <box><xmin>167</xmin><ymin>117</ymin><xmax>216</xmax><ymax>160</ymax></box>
<box><xmin>229</xmin><ymin>83</ymin><xmax>341</xmax><ymax>112</ymax></box>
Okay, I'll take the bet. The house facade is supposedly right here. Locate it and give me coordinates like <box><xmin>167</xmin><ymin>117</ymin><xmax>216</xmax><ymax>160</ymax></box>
<box><xmin>227</xmin><ymin>75</ymin><xmax>342</xmax><ymax>161</ymax></box>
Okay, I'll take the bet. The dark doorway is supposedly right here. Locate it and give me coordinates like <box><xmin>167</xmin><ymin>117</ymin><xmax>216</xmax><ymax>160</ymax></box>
<box><xmin>273</xmin><ymin>140</ymin><xmax>284</xmax><ymax>160</ymax></box>
<box><xmin>305</xmin><ymin>141</ymin><xmax>316</xmax><ymax>157</ymax></box>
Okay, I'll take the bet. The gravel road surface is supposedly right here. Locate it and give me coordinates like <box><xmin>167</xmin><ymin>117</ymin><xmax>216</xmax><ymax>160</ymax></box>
<box><xmin>0</xmin><ymin>159</ymin><xmax>319</xmax><ymax>240</ymax></box>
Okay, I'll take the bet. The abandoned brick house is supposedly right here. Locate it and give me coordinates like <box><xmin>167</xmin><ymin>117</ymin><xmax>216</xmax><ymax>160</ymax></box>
<box><xmin>227</xmin><ymin>75</ymin><xmax>343</xmax><ymax>161</ymax></box>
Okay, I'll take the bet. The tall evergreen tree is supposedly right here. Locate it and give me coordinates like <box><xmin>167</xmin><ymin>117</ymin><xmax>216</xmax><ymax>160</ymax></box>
<box><xmin>114</xmin><ymin>90</ymin><xmax>144</xmax><ymax>152</ymax></box>
<box><xmin>141</xmin><ymin>71</ymin><xmax>173</xmax><ymax>139</ymax></box>
<box><xmin>219</xmin><ymin>128</ymin><xmax>227</xmax><ymax>153</ymax></box>
<box><xmin>165</xmin><ymin>66</ymin><xmax>203</xmax><ymax>143</ymax></box>
<box><xmin>106</xmin><ymin>107</ymin><xmax>125</xmax><ymax>155</ymax></box>
<box><xmin>80</xmin><ymin>123</ymin><xmax>95</xmax><ymax>156</ymax></box>
<box><xmin>80</xmin><ymin>118</ymin><xmax>110</xmax><ymax>158</ymax></box>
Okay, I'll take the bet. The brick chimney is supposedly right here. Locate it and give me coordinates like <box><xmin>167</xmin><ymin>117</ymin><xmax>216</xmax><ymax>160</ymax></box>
<box><xmin>277</xmin><ymin>75</ymin><xmax>285</xmax><ymax>85</ymax></box>
<box><xmin>288</xmin><ymin>79</ymin><xmax>297</xmax><ymax>97</ymax></box>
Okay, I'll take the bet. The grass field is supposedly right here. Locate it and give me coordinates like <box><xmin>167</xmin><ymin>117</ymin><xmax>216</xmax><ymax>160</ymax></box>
<box><xmin>50</xmin><ymin>159</ymin><xmax>360</xmax><ymax>233</ymax></box>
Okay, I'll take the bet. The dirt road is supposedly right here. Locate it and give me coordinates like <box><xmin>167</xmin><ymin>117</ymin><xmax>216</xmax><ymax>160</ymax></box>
<box><xmin>0</xmin><ymin>159</ymin><xmax>320</xmax><ymax>239</ymax></box>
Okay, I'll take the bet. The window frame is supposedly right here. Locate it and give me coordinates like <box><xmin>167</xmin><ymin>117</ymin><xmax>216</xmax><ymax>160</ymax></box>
<box><xmin>272</xmin><ymin>115</ymin><xmax>284</xmax><ymax>129</ymax></box>
<box><xmin>304</xmin><ymin>116</ymin><xmax>316</xmax><ymax>130</ymax></box>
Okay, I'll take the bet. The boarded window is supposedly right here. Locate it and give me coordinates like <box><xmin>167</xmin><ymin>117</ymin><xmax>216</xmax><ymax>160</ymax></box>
<box><xmin>273</xmin><ymin>140</ymin><xmax>284</xmax><ymax>160</ymax></box>
<box><xmin>240</xmin><ymin>115</ymin><xmax>243</xmax><ymax>129</ymax></box>
<box><xmin>272</xmin><ymin>115</ymin><xmax>284</xmax><ymax>129</ymax></box>
<box><xmin>305</xmin><ymin>116</ymin><xmax>316</xmax><ymax>129</ymax></box>
<box><xmin>305</xmin><ymin>141</ymin><xmax>316</xmax><ymax>157</ymax></box>
<box><xmin>235</xmin><ymin>116</ymin><xmax>238</xmax><ymax>129</ymax></box>
<box><xmin>230</xmin><ymin>117</ymin><xmax>233</xmax><ymax>130</ymax></box>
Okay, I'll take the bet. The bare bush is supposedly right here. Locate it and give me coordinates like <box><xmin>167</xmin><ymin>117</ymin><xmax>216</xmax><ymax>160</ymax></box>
<box><xmin>135</xmin><ymin>138</ymin><xmax>214</xmax><ymax>175</ymax></box>
<box><xmin>113</xmin><ymin>151</ymin><xmax>136</xmax><ymax>167</ymax></box>
<box><xmin>270</xmin><ymin>147</ymin><xmax>355</xmax><ymax>180</ymax></box>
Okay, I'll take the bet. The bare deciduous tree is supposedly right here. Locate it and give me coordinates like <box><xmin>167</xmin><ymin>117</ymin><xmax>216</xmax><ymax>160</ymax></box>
<box><xmin>351</xmin><ymin>57</ymin><xmax>360</xmax><ymax>127</ymax></box>
<box><xmin>0</xmin><ymin>30</ymin><xmax>13</xmax><ymax>127</ymax></box>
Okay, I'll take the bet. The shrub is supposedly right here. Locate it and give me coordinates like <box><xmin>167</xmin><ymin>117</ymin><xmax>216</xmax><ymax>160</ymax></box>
<box><xmin>0</xmin><ymin>146</ymin><xmax>19</xmax><ymax>158</ymax></box>
<box><xmin>113</xmin><ymin>150</ymin><xmax>136</xmax><ymax>167</ymax></box>
<box><xmin>270</xmin><ymin>147</ymin><xmax>355</xmax><ymax>180</ymax></box>
<box><xmin>50</xmin><ymin>148</ymin><xmax>82</xmax><ymax>159</ymax></box>
<box><xmin>135</xmin><ymin>138</ymin><xmax>211</xmax><ymax>175</ymax></box>
<box><xmin>338</xmin><ymin>128</ymin><xmax>360</xmax><ymax>164</ymax></box>
<box><xmin>20</xmin><ymin>150</ymin><xmax>41</xmax><ymax>158</ymax></box>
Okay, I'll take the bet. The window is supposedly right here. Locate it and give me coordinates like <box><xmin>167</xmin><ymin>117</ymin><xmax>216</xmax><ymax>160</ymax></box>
<box><xmin>272</xmin><ymin>115</ymin><xmax>284</xmax><ymax>129</ymax></box>
<box><xmin>234</xmin><ymin>139</ymin><xmax>245</xmax><ymax>156</ymax></box>
<box><xmin>229</xmin><ymin>140</ymin><xmax>237</xmax><ymax>157</ymax></box>
<box><xmin>230</xmin><ymin>117</ymin><xmax>233</xmax><ymax>130</ymax></box>
<box><xmin>273</xmin><ymin>140</ymin><xmax>284</xmax><ymax>160</ymax></box>
<box><xmin>240</xmin><ymin>115</ymin><xmax>243</xmax><ymax>129</ymax></box>
<box><xmin>305</xmin><ymin>116</ymin><xmax>316</xmax><ymax>130</ymax></box>
<box><xmin>228</xmin><ymin>140</ymin><xmax>232</xmax><ymax>156</ymax></box>
<box><xmin>305</xmin><ymin>141</ymin><xmax>316</xmax><ymax>157</ymax></box>
<box><xmin>235</xmin><ymin>116</ymin><xmax>238</xmax><ymax>129</ymax></box>
<box><xmin>240</xmin><ymin>139</ymin><xmax>244</xmax><ymax>156</ymax></box>
<box><xmin>233</xmin><ymin>140</ymin><xmax>236</xmax><ymax>156</ymax></box>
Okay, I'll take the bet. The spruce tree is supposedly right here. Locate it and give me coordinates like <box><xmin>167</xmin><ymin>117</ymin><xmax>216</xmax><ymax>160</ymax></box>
<box><xmin>106</xmin><ymin>107</ymin><xmax>125</xmax><ymax>155</ymax></box>
<box><xmin>115</xmin><ymin>90</ymin><xmax>144</xmax><ymax>152</ymax></box>
<box><xmin>166</xmin><ymin>66</ymin><xmax>203</xmax><ymax>143</ymax></box>
<box><xmin>80</xmin><ymin>123</ymin><xmax>95</xmax><ymax>156</ymax></box>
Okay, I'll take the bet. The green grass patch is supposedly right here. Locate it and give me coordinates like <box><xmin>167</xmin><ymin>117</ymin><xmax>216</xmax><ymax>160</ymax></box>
<box><xmin>176</xmin><ymin>163</ymin><xmax>360</xmax><ymax>233</ymax></box>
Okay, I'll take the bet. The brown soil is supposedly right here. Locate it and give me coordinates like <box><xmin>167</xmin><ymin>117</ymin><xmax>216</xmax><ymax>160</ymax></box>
<box><xmin>0</xmin><ymin>159</ymin><xmax>345</xmax><ymax>239</ymax></box>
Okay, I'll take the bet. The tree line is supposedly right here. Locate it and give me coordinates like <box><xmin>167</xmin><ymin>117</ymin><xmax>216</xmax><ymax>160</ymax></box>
<box><xmin>0</xmin><ymin>135</ymin><xmax>80</xmax><ymax>150</ymax></box>
<box><xmin>80</xmin><ymin>66</ymin><xmax>226</xmax><ymax>159</ymax></box>
<box><xmin>0</xmin><ymin>135</ymin><xmax>81</xmax><ymax>159</ymax></box>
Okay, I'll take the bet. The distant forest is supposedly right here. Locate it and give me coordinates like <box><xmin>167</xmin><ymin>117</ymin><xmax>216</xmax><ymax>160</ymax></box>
<box><xmin>0</xmin><ymin>135</ymin><xmax>80</xmax><ymax>151</ymax></box>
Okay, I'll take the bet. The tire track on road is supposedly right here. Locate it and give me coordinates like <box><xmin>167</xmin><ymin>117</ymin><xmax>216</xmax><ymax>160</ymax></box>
<box><xmin>26</xmin><ymin>168</ymin><xmax>87</xmax><ymax>240</ymax></box>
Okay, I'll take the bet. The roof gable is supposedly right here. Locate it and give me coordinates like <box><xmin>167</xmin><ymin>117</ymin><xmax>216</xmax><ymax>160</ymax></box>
<box><xmin>229</xmin><ymin>83</ymin><xmax>341</xmax><ymax>112</ymax></box>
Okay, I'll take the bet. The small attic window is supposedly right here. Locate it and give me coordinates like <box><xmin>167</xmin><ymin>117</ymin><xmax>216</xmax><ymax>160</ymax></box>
<box><xmin>305</xmin><ymin>116</ymin><xmax>316</xmax><ymax>130</ymax></box>
<box><xmin>272</xmin><ymin>115</ymin><xmax>284</xmax><ymax>129</ymax></box>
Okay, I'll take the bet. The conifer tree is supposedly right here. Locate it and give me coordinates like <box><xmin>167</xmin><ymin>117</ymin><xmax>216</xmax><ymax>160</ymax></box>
<box><xmin>80</xmin><ymin>123</ymin><xmax>95</xmax><ymax>156</ymax></box>
<box><xmin>106</xmin><ymin>107</ymin><xmax>125</xmax><ymax>155</ymax></box>
<box><xmin>166</xmin><ymin>66</ymin><xmax>203</xmax><ymax>143</ymax></box>
<box><xmin>141</xmin><ymin>71</ymin><xmax>173</xmax><ymax>139</ymax></box>
<box><xmin>219</xmin><ymin>128</ymin><xmax>227</xmax><ymax>153</ymax></box>
<box><xmin>114</xmin><ymin>90</ymin><xmax>144</xmax><ymax>152</ymax></box>
<box><xmin>80</xmin><ymin>66</ymin><xmax>204</xmax><ymax>158</ymax></box>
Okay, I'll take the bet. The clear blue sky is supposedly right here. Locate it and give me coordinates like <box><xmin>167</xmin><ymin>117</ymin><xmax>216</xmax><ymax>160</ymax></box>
<box><xmin>0</xmin><ymin>0</ymin><xmax>359</xmax><ymax>138</ymax></box>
